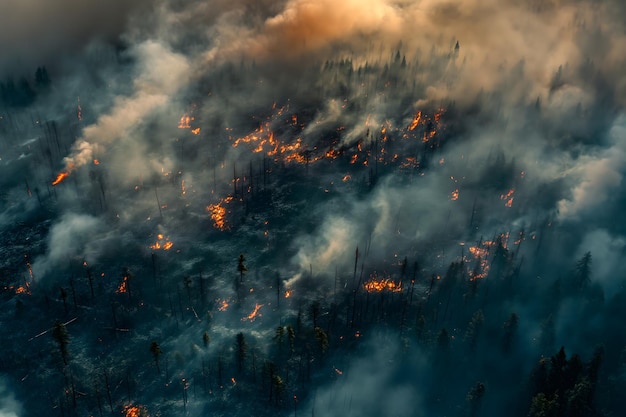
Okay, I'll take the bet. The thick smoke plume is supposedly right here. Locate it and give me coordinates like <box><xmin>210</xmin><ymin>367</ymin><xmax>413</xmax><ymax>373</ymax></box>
<box><xmin>2</xmin><ymin>1</ymin><xmax>626</xmax><ymax>416</ymax></box>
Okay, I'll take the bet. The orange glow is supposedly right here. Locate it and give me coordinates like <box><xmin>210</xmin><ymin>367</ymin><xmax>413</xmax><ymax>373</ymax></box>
<box><xmin>206</xmin><ymin>196</ymin><xmax>233</xmax><ymax>231</ymax></box>
<box><xmin>408</xmin><ymin>111</ymin><xmax>423</xmax><ymax>131</ymax></box>
<box><xmin>500</xmin><ymin>189</ymin><xmax>515</xmax><ymax>207</ymax></box>
<box><xmin>122</xmin><ymin>404</ymin><xmax>147</xmax><ymax>417</ymax></box>
<box><xmin>242</xmin><ymin>303</ymin><xmax>263</xmax><ymax>322</ymax></box>
<box><xmin>217</xmin><ymin>298</ymin><xmax>230</xmax><ymax>311</ymax></box>
<box><xmin>52</xmin><ymin>172</ymin><xmax>70</xmax><ymax>186</ymax></box>
<box><xmin>150</xmin><ymin>234</ymin><xmax>174</xmax><ymax>251</ymax></box>
<box><xmin>178</xmin><ymin>115</ymin><xmax>193</xmax><ymax>129</ymax></box>
<box><xmin>15</xmin><ymin>283</ymin><xmax>31</xmax><ymax>295</ymax></box>
<box><xmin>93</xmin><ymin>159</ymin><xmax>100</xmax><ymax>165</ymax></box>
<box><xmin>284</xmin><ymin>289</ymin><xmax>293</xmax><ymax>298</ymax></box>
<box><xmin>191</xmin><ymin>127</ymin><xmax>201</xmax><ymax>135</ymax></box>
<box><xmin>364</xmin><ymin>275</ymin><xmax>403</xmax><ymax>293</ymax></box>
<box><xmin>342</xmin><ymin>174</ymin><xmax>351</xmax><ymax>182</ymax></box>
<box><xmin>116</xmin><ymin>277</ymin><xmax>128</xmax><ymax>294</ymax></box>
<box><xmin>450</xmin><ymin>188</ymin><xmax>459</xmax><ymax>201</ymax></box>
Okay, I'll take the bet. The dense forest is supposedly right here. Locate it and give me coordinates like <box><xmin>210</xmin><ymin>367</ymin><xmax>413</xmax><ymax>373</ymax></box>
<box><xmin>2</xmin><ymin>1</ymin><xmax>626</xmax><ymax>416</ymax></box>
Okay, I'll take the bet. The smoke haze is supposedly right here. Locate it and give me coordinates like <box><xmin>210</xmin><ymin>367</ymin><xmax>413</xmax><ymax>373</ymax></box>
<box><xmin>2</xmin><ymin>0</ymin><xmax>626</xmax><ymax>416</ymax></box>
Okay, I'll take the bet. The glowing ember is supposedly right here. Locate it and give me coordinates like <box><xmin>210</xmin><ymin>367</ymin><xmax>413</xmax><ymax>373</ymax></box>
<box><xmin>116</xmin><ymin>279</ymin><xmax>128</xmax><ymax>294</ymax></box>
<box><xmin>364</xmin><ymin>276</ymin><xmax>403</xmax><ymax>293</ymax></box>
<box><xmin>52</xmin><ymin>172</ymin><xmax>70</xmax><ymax>186</ymax></box>
<box><xmin>122</xmin><ymin>404</ymin><xmax>148</xmax><ymax>417</ymax></box>
<box><xmin>450</xmin><ymin>188</ymin><xmax>459</xmax><ymax>201</ymax></box>
<box><xmin>217</xmin><ymin>298</ymin><xmax>230</xmax><ymax>311</ymax></box>
<box><xmin>191</xmin><ymin>127</ymin><xmax>201</xmax><ymax>135</ymax></box>
<box><xmin>178</xmin><ymin>115</ymin><xmax>193</xmax><ymax>129</ymax></box>
<box><xmin>284</xmin><ymin>289</ymin><xmax>293</xmax><ymax>298</ymax></box>
<box><xmin>15</xmin><ymin>282</ymin><xmax>31</xmax><ymax>295</ymax></box>
<box><xmin>500</xmin><ymin>189</ymin><xmax>515</xmax><ymax>207</ymax></box>
<box><xmin>342</xmin><ymin>174</ymin><xmax>351</xmax><ymax>182</ymax></box>
<box><xmin>93</xmin><ymin>159</ymin><xmax>100</xmax><ymax>165</ymax></box>
<box><xmin>242</xmin><ymin>303</ymin><xmax>263</xmax><ymax>321</ymax></box>
<box><xmin>206</xmin><ymin>196</ymin><xmax>233</xmax><ymax>230</ymax></box>
<box><xmin>150</xmin><ymin>233</ymin><xmax>173</xmax><ymax>251</ymax></box>
<box><xmin>408</xmin><ymin>111</ymin><xmax>423</xmax><ymax>131</ymax></box>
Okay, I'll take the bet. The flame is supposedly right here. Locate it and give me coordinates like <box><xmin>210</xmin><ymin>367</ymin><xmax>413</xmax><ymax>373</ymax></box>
<box><xmin>364</xmin><ymin>275</ymin><xmax>403</xmax><ymax>293</ymax></box>
<box><xmin>217</xmin><ymin>299</ymin><xmax>230</xmax><ymax>311</ymax></box>
<box><xmin>408</xmin><ymin>111</ymin><xmax>423</xmax><ymax>130</ymax></box>
<box><xmin>284</xmin><ymin>289</ymin><xmax>293</xmax><ymax>298</ymax></box>
<box><xmin>450</xmin><ymin>188</ymin><xmax>459</xmax><ymax>201</ymax></box>
<box><xmin>178</xmin><ymin>115</ymin><xmax>193</xmax><ymax>129</ymax></box>
<box><xmin>93</xmin><ymin>159</ymin><xmax>100</xmax><ymax>165</ymax></box>
<box><xmin>242</xmin><ymin>303</ymin><xmax>263</xmax><ymax>322</ymax></box>
<box><xmin>15</xmin><ymin>282</ymin><xmax>31</xmax><ymax>295</ymax></box>
<box><xmin>342</xmin><ymin>174</ymin><xmax>351</xmax><ymax>182</ymax></box>
<box><xmin>150</xmin><ymin>233</ymin><xmax>173</xmax><ymax>251</ymax></box>
<box><xmin>122</xmin><ymin>405</ymin><xmax>148</xmax><ymax>417</ymax></box>
<box><xmin>52</xmin><ymin>172</ymin><xmax>70</xmax><ymax>186</ymax></box>
<box><xmin>206</xmin><ymin>196</ymin><xmax>233</xmax><ymax>231</ymax></box>
<box><xmin>500</xmin><ymin>189</ymin><xmax>515</xmax><ymax>207</ymax></box>
<box><xmin>116</xmin><ymin>276</ymin><xmax>129</xmax><ymax>294</ymax></box>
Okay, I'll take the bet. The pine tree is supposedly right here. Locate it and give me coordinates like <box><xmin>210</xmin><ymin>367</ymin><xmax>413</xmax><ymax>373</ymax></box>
<box><xmin>150</xmin><ymin>341</ymin><xmax>163</xmax><ymax>373</ymax></box>
<box><xmin>52</xmin><ymin>321</ymin><xmax>70</xmax><ymax>366</ymax></box>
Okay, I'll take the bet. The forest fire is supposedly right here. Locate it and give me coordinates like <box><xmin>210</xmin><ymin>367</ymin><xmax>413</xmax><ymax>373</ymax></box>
<box><xmin>122</xmin><ymin>404</ymin><xmax>148</xmax><ymax>417</ymax></box>
<box><xmin>52</xmin><ymin>172</ymin><xmax>70</xmax><ymax>186</ymax></box>
<box><xmin>206</xmin><ymin>196</ymin><xmax>233</xmax><ymax>230</ymax></box>
<box><xmin>217</xmin><ymin>299</ymin><xmax>230</xmax><ymax>311</ymax></box>
<box><xmin>150</xmin><ymin>234</ymin><xmax>173</xmax><ymax>251</ymax></box>
<box><xmin>15</xmin><ymin>282</ymin><xmax>31</xmax><ymax>295</ymax></box>
<box><xmin>116</xmin><ymin>276</ymin><xmax>128</xmax><ymax>294</ymax></box>
<box><xmin>242</xmin><ymin>303</ymin><xmax>263</xmax><ymax>322</ymax></box>
<box><xmin>364</xmin><ymin>276</ymin><xmax>403</xmax><ymax>293</ymax></box>
<box><xmin>178</xmin><ymin>115</ymin><xmax>193</xmax><ymax>129</ymax></box>
<box><xmin>285</xmin><ymin>289</ymin><xmax>293</xmax><ymax>298</ymax></box>
<box><xmin>450</xmin><ymin>188</ymin><xmax>459</xmax><ymax>201</ymax></box>
<box><xmin>500</xmin><ymin>189</ymin><xmax>515</xmax><ymax>207</ymax></box>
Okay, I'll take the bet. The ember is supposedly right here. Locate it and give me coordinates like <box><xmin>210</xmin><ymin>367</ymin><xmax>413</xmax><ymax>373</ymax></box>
<box><xmin>242</xmin><ymin>303</ymin><xmax>263</xmax><ymax>321</ymax></box>
<box><xmin>122</xmin><ymin>404</ymin><xmax>148</xmax><ymax>417</ymax></box>
<box><xmin>206</xmin><ymin>196</ymin><xmax>233</xmax><ymax>230</ymax></box>
<box><xmin>52</xmin><ymin>172</ymin><xmax>70</xmax><ymax>186</ymax></box>
<box><xmin>150</xmin><ymin>233</ymin><xmax>173</xmax><ymax>251</ymax></box>
<box><xmin>364</xmin><ymin>276</ymin><xmax>403</xmax><ymax>293</ymax></box>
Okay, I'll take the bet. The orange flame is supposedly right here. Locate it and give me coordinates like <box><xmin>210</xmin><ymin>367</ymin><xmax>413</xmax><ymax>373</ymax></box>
<box><xmin>178</xmin><ymin>115</ymin><xmax>193</xmax><ymax>129</ymax></box>
<box><xmin>284</xmin><ymin>289</ymin><xmax>293</xmax><ymax>298</ymax></box>
<box><xmin>52</xmin><ymin>172</ymin><xmax>70</xmax><ymax>186</ymax></box>
<box><xmin>242</xmin><ymin>303</ymin><xmax>263</xmax><ymax>321</ymax></box>
<box><xmin>217</xmin><ymin>298</ymin><xmax>230</xmax><ymax>311</ymax></box>
<box><xmin>500</xmin><ymin>189</ymin><xmax>515</xmax><ymax>207</ymax></box>
<box><xmin>150</xmin><ymin>234</ymin><xmax>173</xmax><ymax>251</ymax></box>
<box><xmin>122</xmin><ymin>404</ymin><xmax>148</xmax><ymax>417</ymax></box>
<box><xmin>450</xmin><ymin>189</ymin><xmax>459</xmax><ymax>201</ymax></box>
<box><xmin>364</xmin><ymin>276</ymin><xmax>403</xmax><ymax>293</ymax></box>
<box><xmin>116</xmin><ymin>276</ymin><xmax>128</xmax><ymax>294</ymax></box>
<box><xmin>206</xmin><ymin>196</ymin><xmax>233</xmax><ymax>230</ymax></box>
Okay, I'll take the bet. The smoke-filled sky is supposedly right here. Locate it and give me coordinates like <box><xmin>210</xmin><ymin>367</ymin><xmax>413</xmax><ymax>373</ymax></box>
<box><xmin>3</xmin><ymin>0</ymin><xmax>626</xmax><ymax>416</ymax></box>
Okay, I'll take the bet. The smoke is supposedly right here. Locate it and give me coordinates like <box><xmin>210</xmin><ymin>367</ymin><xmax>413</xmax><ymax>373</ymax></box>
<box><xmin>4</xmin><ymin>0</ymin><xmax>626</xmax><ymax>416</ymax></box>
<box><xmin>0</xmin><ymin>0</ymin><xmax>151</xmax><ymax>75</ymax></box>
<box><xmin>60</xmin><ymin>40</ymin><xmax>190</xmax><ymax>175</ymax></box>
<box><xmin>304</xmin><ymin>330</ymin><xmax>427</xmax><ymax>417</ymax></box>
<box><xmin>0</xmin><ymin>378</ymin><xmax>21</xmax><ymax>417</ymax></box>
